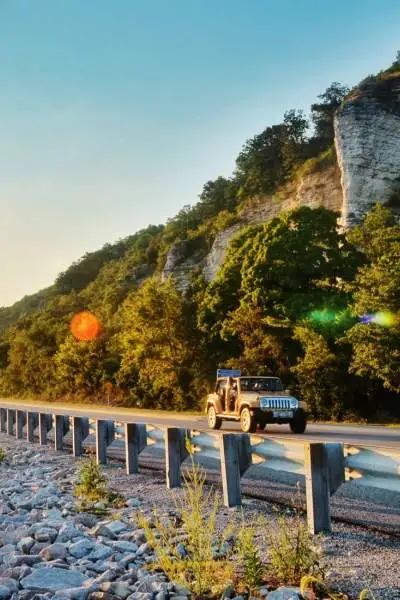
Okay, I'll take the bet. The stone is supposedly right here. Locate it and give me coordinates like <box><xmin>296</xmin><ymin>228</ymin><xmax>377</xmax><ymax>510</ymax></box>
<box><xmin>91</xmin><ymin>526</ymin><xmax>117</xmax><ymax>541</ymax></box>
<box><xmin>39</xmin><ymin>543</ymin><xmax>67</xmax><ymax>561</ymax></box>
<box><xmin>86</xmin><ymin>545</ymin><xmax>113</xmax><ymax>562</ymax></box>
<box><xmin>100</xmin><ymin>583</ymin><xmax>132</xmax><ymax>599</ymax></box>
<box><xmin>126</xmin><ymin>594</ymin><xmax>153</xmax><ymax>600</ymax></box>
<box><xmin>53</xmin><ymin>587</ymin><xmax>92</xmax><ymax>600</ymax></box>
<box><xmin>69</xmin><ymin>539</ymin><xmax>95</xmax><ymax>559</ymax></box>
<box><xmin>266</xmin><ymin>587</ymin><xmax>303</xmax><ymax>600</ymax></box>
<box><xmin>34</xmin><ymin>528</ymin><xmax>58</xmax><ymax>543</ymax></box>
<box><xmin>21</xmin><ymin>568</ymin><xmax>89</xmax><ymax>591</ymax></box>
<box><xmin>0</xmin><ymin>580</ymin><xmax>18</xmax><ymax>597</ymax></box>
<box><xmin>58</xmin><ymin>525</ymin><xmax>85</xmax><ymax>543</ymax></box>
<box><xmin>18</xmin><ymin>537</ymin><xmax>35</xmax><ymax>554</ymax></box>
<box><xmin>75</xmin><ymin>514</ymin><xmax>98</xmax><ymax>529</ymax></box>
<box><xmin>89</xmin><ymin>593</ymin><xmax>120</xmax><ymax>600</ymax></box>
<box><xmin>7</xmin><ymin>554</ymin><xmax>42</xmax><ymax>567</ymax></box>
<box><xmin>107</xmin><ymin>541</ymin><xmax>138</xmax><ymax>554</ymax></box>
<box><xmin>259</xmin><ymin>588</ymin><xmax>270</xmax><ymax>597</ymax></box>
<box><xmin>135</xmin><ymin>544</ymin><xmax>150</xmax><ymax>557</ymax></box>
<box><xmin>221</xmin><ymin>584</ymin><xmax>236</xmax><ymax>599</ymax></box>
<box><xmin>101</xmin><ymin>521</ymin><xmax>128</xmax><ymax>536</ymax></box>
<box><xmin>173</xmin><ymin>584</ymin><xmax>191</xmax><ymax>596</ymax></box>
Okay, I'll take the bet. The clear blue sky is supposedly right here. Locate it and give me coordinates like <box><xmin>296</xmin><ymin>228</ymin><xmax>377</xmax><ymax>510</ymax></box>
<box><xmin>1</xmin><ymin>0</ymin><xmax>399</xmax><ymax>306</ymax></box>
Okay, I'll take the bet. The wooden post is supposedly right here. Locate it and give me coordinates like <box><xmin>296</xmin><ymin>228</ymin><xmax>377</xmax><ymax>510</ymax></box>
<box><xmin>96</xmin><ymin>420</ymin><xmax>115</xmax><ymax>464</ymax></box>
<box><xmin>326</xmin><ymin>443</ymin><xmax>345</xmax><ymax>495</ymax></box>
<box><xmin>27</xmin><ymin>412</ymin><xmax>38</xmax><ymax>443</ymax></box>
<box><xmin>304</xmin><ymin>443</ymin><xmax>331</xmax><ymax>534</ymax></box>
<box><xmin>0</xmin><ymin>408</ymin><xmax>7</xmax><ymax>432</ymax></box>
<box><xmin>16</xmin><ymin>410</ymin><xmax>25</xmax><ymax>439</ymax></box>
<box><xmin>165</xmin><ymin>427</ymin><xmax>189</xmax><ymax>488</ymax></box>
<box><xmin>220</xmin><ymin>433</ymin><xmax>242</xmax><ymax>507</ymax></box>
<box><xmin>72</xmin><ymin>417</ymin><xmax>88</xmax><ymax>457</ymax></box>
<box><xmin>124</xmin><ymin>423</ymin><xmax>147</xmax><ymax>474</ymax></box>
<box><xmin>7</xmin><ymin>409</ymin><xmax>15</xmax><ymax>435</ymax></box>
<box><xmin>39</xmin><ymin>413</ymin><xmax>51</xmax><ymax>445</ymax></box>
<box><xmin>54</xmin><ymin>415</ymin><xmax>67</xmax><ymax>451</ymax></box>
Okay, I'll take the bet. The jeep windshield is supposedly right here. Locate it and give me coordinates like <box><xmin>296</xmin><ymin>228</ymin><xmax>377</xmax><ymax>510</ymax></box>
<box><xmin>240</xmin><ymin>377</ymin><xmax>283</xmax><ymax>392</ymax></box>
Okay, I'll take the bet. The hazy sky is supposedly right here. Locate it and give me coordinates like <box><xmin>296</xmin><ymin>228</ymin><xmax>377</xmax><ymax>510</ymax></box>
<box><xmin>1</xmin><ymin>1</ymin><xmax>399</xmax><ymax>307</ymax></box>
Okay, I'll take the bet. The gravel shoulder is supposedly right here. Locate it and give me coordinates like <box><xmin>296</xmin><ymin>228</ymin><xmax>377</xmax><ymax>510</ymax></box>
<box><xmin>0</xmin><ymin>433</ymin><xmax>399</xmax><ymax>600</ymax></box>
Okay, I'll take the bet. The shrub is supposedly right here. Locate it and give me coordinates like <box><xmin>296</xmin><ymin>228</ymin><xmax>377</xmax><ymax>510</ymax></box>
<box><xmin>138</xmin><ymin>441</ymin><xmax>234</xmax><ymax>598</ymax></box>
<box><xmin>237</xmin><ymin>519</ymin><xmax>264</xmax><ymax>594</ymax></box>
<box><xmin>301</xmin><ymin>575</ymin><xmax>378</xmax><ymax>600</ymax></box>
<box><xmin>0</xmin><ymin>448</ymin><xmax>5</xmax><ymax>463</ymax></box>
<box><xmin>74</xmin><ymin>456</ymin><xmax>124</xmax><ymax>512</ymax></box>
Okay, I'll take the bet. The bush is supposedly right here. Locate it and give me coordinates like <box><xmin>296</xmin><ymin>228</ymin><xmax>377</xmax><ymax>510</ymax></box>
<box><xmin>237</xmin><ymin>519</ymin><xmax>264</xmax><ymax>594</ymax></box>
<box><xmin>0</xmin><ymin>448</ymin><xmax>5</xmax><ymax>463</ymax></box>
<box><xmin>138</xmin><ymin>441</ymin><xmax>234</xmax><ymax>598</ymax></box>
<box><xmin>74</xmin><ymin>456</ymin><xmax>124</xmax><ymax>512</ymax></box>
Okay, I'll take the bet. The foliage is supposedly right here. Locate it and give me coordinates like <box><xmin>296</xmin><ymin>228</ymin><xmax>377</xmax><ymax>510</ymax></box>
<box><xmin>0</xmin><ymin>448</ymin><xmax>5</xmax><ymax>463</ymax></box>
<box><xmin>138</xmin><ymin>449</ymin><xmax>233</xmax><ymax>598</ymax></box>
<box><xmin>310</xmin><ymin>82</ymin><xmax>349</xmax><ymax>150</ymax></box>
<box><xmin>74</xmin><ymin>456</ymin><xmax>124</xmax><ymax>511</ymax></box>
<box><xmin>237</xmin><ymin>519</ymin><xmax>264</xmax><ymax>594</ymax></box>
<box><xmin>300</xmin><ymin>575</ymin><xmax>378</xmax><ymax>600</ymax></box>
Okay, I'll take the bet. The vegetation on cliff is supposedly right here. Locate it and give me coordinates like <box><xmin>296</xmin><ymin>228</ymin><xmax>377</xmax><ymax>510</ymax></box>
<box><xmin>0</xmin><ymin>56</ymin><xmax>399</xmax><ymax>421</ymax></box>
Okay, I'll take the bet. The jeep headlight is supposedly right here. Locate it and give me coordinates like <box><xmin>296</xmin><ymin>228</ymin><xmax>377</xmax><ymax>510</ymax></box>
<box><xmin>289</xmin><ymin>397</ymin><xmax>299</xmax><ymax>409</ymax></box>
<box><xmin>260</xmin><ymin>397</ymin><xmax>269</xmax><ymax>409</ymax></box>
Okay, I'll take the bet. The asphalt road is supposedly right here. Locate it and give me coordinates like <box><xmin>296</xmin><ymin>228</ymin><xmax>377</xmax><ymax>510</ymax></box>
<box><xmin>1</xmin><ymin>399</ymin><xmax>399</xmax><ymax>448</ymax></box>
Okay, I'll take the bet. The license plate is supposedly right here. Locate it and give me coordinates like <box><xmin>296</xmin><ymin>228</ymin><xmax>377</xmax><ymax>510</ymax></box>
<box><xmin>273</xmin><ymin>410</ymin><xmax>293</xmax><ymax>419</ymax></box>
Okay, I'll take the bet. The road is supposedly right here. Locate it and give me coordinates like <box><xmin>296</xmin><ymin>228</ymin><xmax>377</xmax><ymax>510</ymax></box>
<box><xmin>1</xmin><ymin>399</ymin><xmax>399</xmax><ymax>448</ymax></box>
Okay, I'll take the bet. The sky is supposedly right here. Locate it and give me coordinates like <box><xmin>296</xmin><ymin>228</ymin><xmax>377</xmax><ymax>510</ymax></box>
<box><xmin>1</xmin><ymin>0</ymin><xmax>399</xmax><ymax>307</ymax></box>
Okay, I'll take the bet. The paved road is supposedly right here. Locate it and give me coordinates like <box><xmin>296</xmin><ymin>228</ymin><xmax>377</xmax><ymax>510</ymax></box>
<box><xmin>1</xmin><ymin>399</ymin><xmax>399</xmax><ymax>448</ymax></box>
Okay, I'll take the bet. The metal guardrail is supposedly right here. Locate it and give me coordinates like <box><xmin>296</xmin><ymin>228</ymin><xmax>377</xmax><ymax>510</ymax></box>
<box><xmin>0</xmin><ymin>405</ymin><xmax>399</xmax><ymax>535</ymax></box>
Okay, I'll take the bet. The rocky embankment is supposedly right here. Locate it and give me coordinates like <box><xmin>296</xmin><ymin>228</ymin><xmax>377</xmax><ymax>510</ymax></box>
<box><xmin>1</xmin><ymin>434</ymin><xmax>399</xmax><ymax>600</ymax></box>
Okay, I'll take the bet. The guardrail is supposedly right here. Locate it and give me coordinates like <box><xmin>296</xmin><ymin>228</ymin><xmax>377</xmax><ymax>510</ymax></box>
<box><xmin>0</xmin><ymin>405</ymin><xmax>399</xmax><ymax>535</ymax></box>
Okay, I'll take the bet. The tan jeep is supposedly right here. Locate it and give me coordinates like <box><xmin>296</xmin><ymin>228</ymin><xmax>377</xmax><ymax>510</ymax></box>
<box><xmin>206</xmin><ymin>369</ymin><xmax>308</xmax><ymax>433</ymax></box>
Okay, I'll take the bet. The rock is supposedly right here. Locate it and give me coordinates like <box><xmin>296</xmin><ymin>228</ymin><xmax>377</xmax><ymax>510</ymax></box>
<box><xmin>259</xmin><ymin>588</ymin><xmax>270</xmax><ymax>598</ymax></box>
<box><xmin>7</xmin><ymin>554</ymin><xmax>42</xmax><ymax>567</ymax></box>
<box><xmin>107</xmin><ymin>542</ymin><xmax>138</xmax><ymax>554</ymax></box>
<box><xmin>126</xmin><ymin>594</ymin><xmax>153</xmax><ymax>600</ymax></box>
<box><xmin>135</xmin><ymin>544</ymin><xmax>150</xmax><ymax>557</ymax></box>
<box><xmin>89</xmin><ymin>593</ymin><xmax>120</xmax><ymax>600</ymax></box>
<box><xmin>0</xmin><ymin>579</ymin><xmax>18</xmax><ymax>599</ymax></box>
<box><xmin>266</xmin><ymin>587</ymin><xmax>303</xmax><ymax>600</ymax></box>
<box><xmin>17</xmin><ymin>537</ymin><xmax>35</xmax><ymax>554</ymax></box>
<box><xmin>69</xmin><ymin>539</ymin><xmax>95</xmax><ymax>559</ymax></box>
<box><xmin>39</xmin><ymin>544</ymin><xmax>67</xmax><ymax>561</ymax></box>
<box><xmin>221</xmin><ymin>584</ymin><xmax>236</xmax><ymax>599</ymax></box>
<box><xmin>126</xmin><ymin>500</ymin><xmax>140</xmax><ymax>508</ymax></box>
<box><xmin>101</xmin><ymin>522</ymin><xmax>128</xmax><ymax>536</ymax></box>
<box><xmin>34</xmin><ymin>528</ymin><xmax>58</xmax><ymax>543</ymax></box>
<box><xmin>100</xmin><ymin>583</ymin><xmax>132</xmax><ymax>599</ymax></box>
<box><xmin>58</xmin><ymin>525</ymin><xmax>85</xmax><ymax>543</ymax></box>
<box><xmin>53</xmin><ymin>587</ymin><xmax>92</xmax><ymax>600</ymax></box>
<box><xmin>173</xmin><ymin>584</ymin><xmax>191</xmax><ymax>596</ymax></box>
<box><xmin>21</xmin><ymin>568</ymin><xmax>90</xmax><ymax>591</ymax></box>
<box><xmin>86</xmin><ymin>545</ymin><xmax>113</xmax><ymax>562</ymax></box>
<box><xmin>75</xmin><ymin>515</ymin><xmax>98</xmax><ymax>529</ymax></box>
<box><xmin>91</xmin><ymin>526</ymin><xmax>117</xmax><ymax>541</ymax></box>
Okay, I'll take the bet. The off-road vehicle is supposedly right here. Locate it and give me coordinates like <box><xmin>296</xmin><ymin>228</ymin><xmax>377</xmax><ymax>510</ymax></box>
<box><xmin>206</xmin><ymin>369</ymin><xmax>308</xmax><ymax>434</ymax></box>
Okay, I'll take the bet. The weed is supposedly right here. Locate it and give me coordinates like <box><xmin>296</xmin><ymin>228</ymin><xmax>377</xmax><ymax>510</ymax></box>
<box><xmin>138</xmin><ymin>439</ymin><xmax>234</xmax><ymax>598</ymax></box>
<box><xmin>301</xmin><ymin>575</ymin><xmax>378</xmax><ymax>600</ymax></box>
<box><xmin>0</xmin><ymin>448</ymin><xmax>5</xmax><ymax>463</ymax></box>
<box><xmin>237</xmin><ymin>518</ymin><xmax>264</xmax><ymax>595</ymax></box>
<box><xmin>74</xmin><ymin>456</ymin><xmax>124</xmax><ymax>512</ymax></box>
<box><xmin>267</xmin><ymin>485</ymin><xmax>323</xmax><ymax>585</ymax></box>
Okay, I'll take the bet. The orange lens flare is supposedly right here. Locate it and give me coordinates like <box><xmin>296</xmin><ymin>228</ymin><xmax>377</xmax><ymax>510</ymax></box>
<box><xmin>70</xmin><ymin>311</ymin><xmax>103</xmax><ymax>341</ymax></box>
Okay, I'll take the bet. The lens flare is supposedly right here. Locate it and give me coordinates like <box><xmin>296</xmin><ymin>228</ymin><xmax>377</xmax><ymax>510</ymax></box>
<box><xmin>70</xmin><ymin>311</ymin><xmax>103</xmax><ymax>341</ymax></box>
<box><xmin>359</xmin><ymin>311</ymin><xmax>397</xmax><ymax>327</ymax></box>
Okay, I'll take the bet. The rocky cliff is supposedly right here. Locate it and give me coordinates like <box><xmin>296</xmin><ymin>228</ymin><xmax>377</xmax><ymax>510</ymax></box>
<box><xmin>162</xmin><ymin>71</ymin><xmax>400</xmax><ymax>291</ymax></box>
<box><xmin>335</xmin><ymin>72</ymin><xmax>400</xmax><ymax>227</ymax></box>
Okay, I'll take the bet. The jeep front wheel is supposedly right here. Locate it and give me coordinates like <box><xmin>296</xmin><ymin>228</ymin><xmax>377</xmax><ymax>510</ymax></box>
<box><xmin>240</xmin><ymin>407</ymin><xmax>257</xmax><ymax>433</ymax></box>
<box><xmin>289</xmin><ymin>416</ymin><xmax>307</xmax><ymax>434</ymax></box>
<box><xmin>207</xmin><ymin>405</ymin><xmax>222</xmax><ymax>430</ymax></box>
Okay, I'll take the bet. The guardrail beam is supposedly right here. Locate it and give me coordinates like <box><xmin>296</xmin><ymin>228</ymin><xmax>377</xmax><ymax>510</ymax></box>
<box><xmin>96</xmin><ymin>420</ymin><xmax>115</xmax><ymax>464</ymax></box>
<box><xmin>305</xmin><ymin>443</ymin><xmax>331</xmax><ymax>534</ymax></box>
<box><xmin>220</xmin><ymin>433</ymin><xmax>242</xmax><ymax>507</ymax></box>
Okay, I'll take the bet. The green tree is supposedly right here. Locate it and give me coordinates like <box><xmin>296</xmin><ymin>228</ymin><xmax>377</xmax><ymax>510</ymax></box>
<box><xmin>311</xmin><ymin>82</ymin><xmax>349</xmax><ymax>150</ymax></box>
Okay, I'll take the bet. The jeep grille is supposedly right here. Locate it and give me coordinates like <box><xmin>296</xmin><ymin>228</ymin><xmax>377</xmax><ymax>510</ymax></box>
<box><xmin>260</xmin><ymin>397</ymin><xmax>291</xmax><ymax>410</ymax></box>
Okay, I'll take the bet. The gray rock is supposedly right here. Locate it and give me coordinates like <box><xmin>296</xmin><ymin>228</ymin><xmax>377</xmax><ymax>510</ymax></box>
<box><xmin>34</xmin><ymin>528</ymin><xmax>58</xmax><ymax>543</ymax></box>
<box><xmin>86</xmin><ymin>545</ymin><xmax>113</xmax><ymax>562</ymax></box>
<box><xmin>21</xmin><ymin>568</ymin><xmax>89</xmax><ymax>591</ymax></box>
<box><xmin>54</xmin><ymin>587</ymin><xmax>92</xmax><ymax>600</ymax></box>
<box><xmin>91</xmin><ymin>526</ymin><xmax>116</xmax><ymax>541</ymax></box>
<box><xmin>154</xmin><ymin>593</ymin><xmax>167</xmax><ymax>600</ymax></box>
<box><xmin>172</xmin><ymin>584</ymin><xmax>191</xmax><ymax>596</ymax></box>
<box><xmin>100</xmin><ymin>583</ymin><xmax>132</xmax><ymax>599</ymax></box>
<box><xmin>17</xmin><ymin>537</ymin><xmax>35</xmax><ymax>554</ymax></box>
<box><xmin>221</xmin><ymin>584</ymin><xmax>236</xmax><ymax>599</ymax></box>
<box><xmin>101</xmin><ymin>522</ymin><xmax>128</xmax><ymax>536</ymax></box>
<box><xmin>135</xmin><ymin>544</ymin><xmax>150</xmax><ymax>557</ymax></box>
<box><xmin>0</xmin><ymin>579</ymin><xmax>18</xmax><ymax>599</ymax></box>
<box><xmin>58</xmin><ymin>525</ymin><xmax>84</xmax><ymax>543</ymax></box>
<box><xmin>7</xmin><ymin>555</ymin><xmax>42</xmax><ymax>567</ymax></box>
<box><xmin>75</xmin><ymin>515</ymin><xmax>97</xmax><ymax>529</ymax></box>
<box><xmin>40</xmin><ymin>543</ymin><xmax>67</xmax><ymax>562</ymax></box>
<box><xmin>107</xmin><ymin>542</ymin><xmax>138</xmax><ymax>554</ymax></box>
<box><xmin>126</xmin><ymin>594</ymin><xmax>152</xmax><ymax>600</ymax></box>
<box><xmin>266</xmin><ymin>588</ymin><xmax>303</xmax><ymax>600</ymax></box>
<box><xmin>259</xmin><ymin>588</ymin><xmax>270</xmax><ymax>598</ymax></box>
<box><xmin>69</xmin><ymin>540</ymin><xmax>94</xmax><ymax>559</ymax></box>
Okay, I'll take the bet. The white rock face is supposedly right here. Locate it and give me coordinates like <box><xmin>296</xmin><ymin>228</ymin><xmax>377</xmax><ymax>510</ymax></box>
<box><xmin>335</xmin><ymin>93</ymin><xmax>400</xmax><ymax>228</ymax></box>
<box><xmin>202</xmin><ymin>223</ymin><xmax>243</xmax><ymax>282</ymax></box>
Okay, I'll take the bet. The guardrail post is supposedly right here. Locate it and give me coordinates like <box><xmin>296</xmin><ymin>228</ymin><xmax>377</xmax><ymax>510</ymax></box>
<box><xmin>54</xmin><ymin>415</ymin><xmax>69</xmax><ymax>451</ymax></box>
<box><xmin>7</xmin><ymin>409</ymin><xmax>15</xmax><ymax>435</ymax></box>
<box><xmin>96</xmin><ymin>420</ymin><xmax>115</xmax><ymax>464</ymax></box>
<box><xmin>165</xmin><ymin>427</ymin><xmax>190</xmax><ymax>488</ymax></box>
<box><xmin>0</xmin><ymin>408</ymin><xmax>7</xmax><ymax>432</ymax></box>
<box><xmin>72</xmin><ymin>417</ymin><xmax>89</xmax><ymax>457</ymax></box>
<box><xmin>16</xmin><ymin>410</ymin><xmax>25</xmax><ymax>439</ymax></box>
<box><xmin>237</xmin><ymin>434</ymin><xmax>252</xmax><ymax>476</ymax></box>
<box><xmin>304</xmin><ymin>443</ymin><xmax>331</xmax><ymax>534</ymax></box>
<box><xmin>220</xmin><ymin>433</ymin><xmax>242</xmax><ymax>507</ymax></box>
<box><xmin>27</xmin><ymin>412</ymin><xmax>38</xmax><ymax>443</ymax></box>
<box><xmin>326</xmin><ymin>443</ymin><xmax>345</xmax><ymax>495</ymax></box>
<box><xmin>39</xmin><ymin>413</ymin><xmax>51</xmax><ymax>445</ymax></box>
<box><xmin>124</xmin><ymin>423</ymin><xmax>147</xmax><ymax>474</ymax></box>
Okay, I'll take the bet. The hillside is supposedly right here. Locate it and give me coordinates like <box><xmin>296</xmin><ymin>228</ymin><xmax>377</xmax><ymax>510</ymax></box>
<box><xmin>0</xmin><ymin>54</ymin><xmax>399</xmax><ymax>421</ymax></box>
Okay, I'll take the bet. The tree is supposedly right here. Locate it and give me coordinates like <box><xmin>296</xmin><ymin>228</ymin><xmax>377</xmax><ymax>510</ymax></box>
<box><xmin>311</xmin><ymin>82</ymin><xmax>349</xmax><ymax>150</ymax></box>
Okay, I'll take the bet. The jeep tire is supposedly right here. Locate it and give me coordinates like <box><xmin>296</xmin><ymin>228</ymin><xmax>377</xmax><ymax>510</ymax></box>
<box><xmin>240</xmin><ymin>407</ymin><xmax>257</xmax><ymax>433</ymax></box>
<box><xmin>207</xmin><ymin>405</ymin><xmax>222</xmax><ymax>430</ymax></box>
<box><xmin>289</xmin><ymin>416</ymin><xmax>307</xmax><ymax>434</ymax></box>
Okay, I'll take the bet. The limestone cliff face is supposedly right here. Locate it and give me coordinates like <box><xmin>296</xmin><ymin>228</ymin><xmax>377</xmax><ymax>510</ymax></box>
<box><xmin>334</xmin><ymin>74</ymin><xmax>400</xmax><ymax>228</ymax></box>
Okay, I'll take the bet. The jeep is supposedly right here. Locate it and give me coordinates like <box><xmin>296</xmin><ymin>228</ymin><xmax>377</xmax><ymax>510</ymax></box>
<box><xmin>206</xmin><ymin>369</ymin><xmax>308</xmax><ymax>434</ymax></box>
